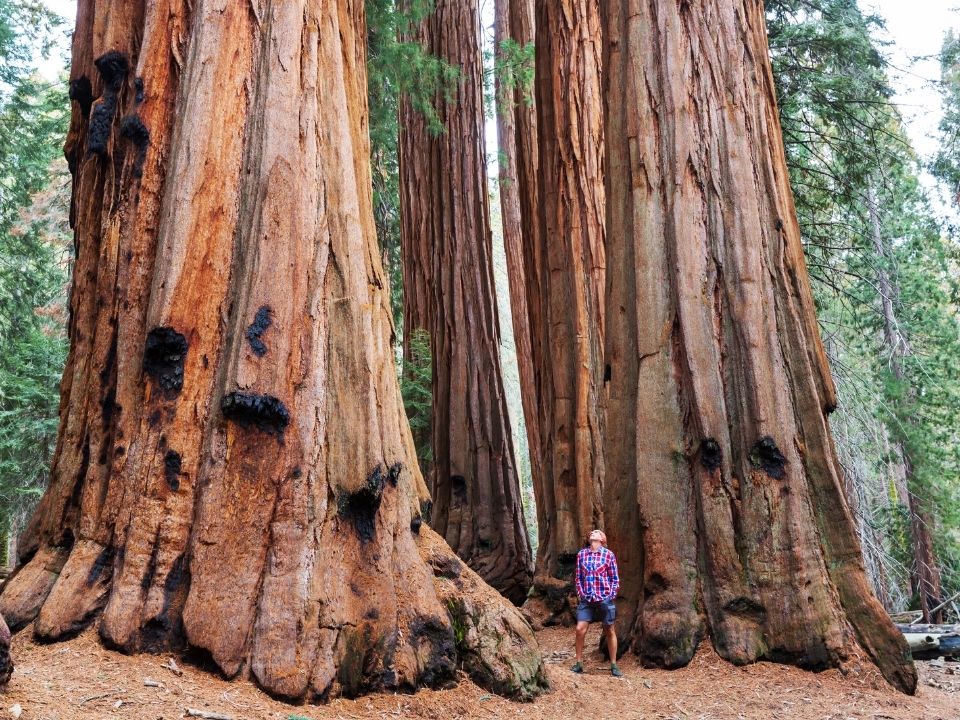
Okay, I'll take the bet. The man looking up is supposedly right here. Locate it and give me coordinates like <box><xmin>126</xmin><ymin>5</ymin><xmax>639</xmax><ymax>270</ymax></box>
<box><xmin>571</xmin><ymin>529</ymin><xmax>622</xmax><ymax>677</ymax></box>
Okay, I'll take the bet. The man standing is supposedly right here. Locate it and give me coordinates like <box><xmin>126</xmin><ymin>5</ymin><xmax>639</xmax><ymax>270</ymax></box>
<box><xmin>572</xmin><ymin>529</ymin><xmax>622</xmax><ymax>677</ymax></box>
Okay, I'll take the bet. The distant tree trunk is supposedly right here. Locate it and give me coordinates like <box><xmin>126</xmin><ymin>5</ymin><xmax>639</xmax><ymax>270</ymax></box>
<box><xmin>867</xmin><ymin>185</ymin><xmax>944</xmax><ymax>624</ymax></box>
<box><xmin>529</xmin><ymin>0</ymin><xmax>606</xmax><ymax>585</ymax></box>
<box><xmin>0</xmin><ymin>0</ymin><xmax>546</xmax><ymax>701</ymax></box>
<box><xmin>494</xmin><ymin>0</ymin><xmax>543</xmax><ymax>567</ymax></box>
<box><xmin>602</xmin><ymin>0</ymin><xmax>915</xmax><ymax>694</ymax></box>
<box><xmin>398</xmin><ymin>0</ymin><xmax>533</xmax><ymax>604</ymax></box>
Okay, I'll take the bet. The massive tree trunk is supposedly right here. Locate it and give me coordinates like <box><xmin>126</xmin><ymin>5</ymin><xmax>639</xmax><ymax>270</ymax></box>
<box><xmin>528</xmin><ymin>0</ymin><xmax>606</xmax><ymax>586</ymax></box>
<box><xmin>867</xmin><ymin>185</ymin><xmax>944</xmax><ymax>624</ymax></box>
<box><xmin>0</xmin><ymin>0</ymin><xmax>547</xmax><ymax>702</ymax></box>
<box><xmin>494</xmin><ymin>0</ymin><xmax>543</xmax><ymax>573</ymax></box>
<box><xmin>398</xmin><ymin>0</ymin><xmax>533</xmax><ymax>604</ymax></box>
<box><xmin>601</xmin><ymin>0</ymin><xmax>916</xmax><ymax>694</ymax></box>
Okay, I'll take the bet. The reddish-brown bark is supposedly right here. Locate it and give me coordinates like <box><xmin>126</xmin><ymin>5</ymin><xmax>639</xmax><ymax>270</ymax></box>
<box><xmin>0</xmin><ymin>0</ymin><xmax>546</xmax><ymax>701</ymax></box>
<box><xmin>399</xmin><ymin>0</ymin><xmax>533</xmax><ymax>604</ymax></box>
<box><xmin>525</xmin><ymin>0</ymin><xmax>606</xmax><ymax>590</ymax></box>
<box><xmin>601</xmin><ymin>0</ymin><xmax>916</xmax><ymax>694</ymax></box>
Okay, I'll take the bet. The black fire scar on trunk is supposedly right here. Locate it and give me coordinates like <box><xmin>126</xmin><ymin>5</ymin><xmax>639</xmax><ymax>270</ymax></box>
<box><xmin>87</xmin><ymin>51</ymin><xmax>130</xmax><ymax>157</ymax></box>
<box><xmin>750</xmin><ymin>436</ymin><xmax>787</xmax><ymax>479</ymax></box>
<box><xmin>245</xmin><ymin>305</ymin><xmax>273</xmax><ymax>357</ymax></box>
<box><xmin>700</xmin><ymin>438</ymin><xmax>722</xmax><ymax>472</ymax></box>
<box><xmin>220</xmin><ymin>392</ymin><xmax>290</xmax><ymax>436</ymax></box>
<box><xmin>143</xmin><ymin>327</ymin><xmax>188</xmax><ymax>394</ymax></box>
<box><xmin>338</xmin><ymin>464</ymin><xmax>390</xmax><ymax>543</ymax></box>
<box><xmin>120</xmin><ymin>114</ymin><xmax>150</xmax><ymax>177</ymax></box>
<box><xmin>163</xmin><ymin>450</ymin><xmax>182</xmax><ymax>491</ymax></box>
<box><xmin>69</xmin><ymin>76</ymin><xmax>94</xmax><ymax>118</ymax></box>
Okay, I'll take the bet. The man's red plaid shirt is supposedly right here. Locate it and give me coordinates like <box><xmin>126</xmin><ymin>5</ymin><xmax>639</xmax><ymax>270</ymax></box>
<box><xmin>574</xmin><ymin>546</ymin><xmax>620</xmax><ymax>602</ymax></box>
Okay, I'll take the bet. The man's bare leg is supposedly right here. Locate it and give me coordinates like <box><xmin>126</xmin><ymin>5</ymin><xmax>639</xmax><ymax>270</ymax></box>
<box><xmin>605</xmin><ymin>623</ymin><xmax>618</xmax><ymax>661</ymax></box>
<box><xmin>575</xmin><ymin>621</ymin><xmax>589</xmax><ymax>661</ymax></box>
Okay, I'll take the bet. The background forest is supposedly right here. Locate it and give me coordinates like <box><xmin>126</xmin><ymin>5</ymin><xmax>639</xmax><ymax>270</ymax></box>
<box><xmin>1</xmin><ymin>0</ymin><xmax>959</xmax><ymax>622</ymax></box>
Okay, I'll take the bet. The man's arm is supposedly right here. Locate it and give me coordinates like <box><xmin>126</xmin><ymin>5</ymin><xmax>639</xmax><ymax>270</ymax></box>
<box><xmin>575</xmin><ymin>550</ymin><xmax>585</xmax><ymax>598</ymax></box>
<box><xmin>608</xmin><ymin>551</ymin><xmax>620</xmax><ymax>599</ymax></box>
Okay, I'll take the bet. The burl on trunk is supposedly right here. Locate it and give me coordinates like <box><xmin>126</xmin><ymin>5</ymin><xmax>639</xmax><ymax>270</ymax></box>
<box><xmin>0</xmin><ymin>0</ymin><xmax>546</xmax><ymax>702</ymax></box>
<box><xmin>601</xmin><ymin>0</ymin><xmax>916</xmax><ymax>694</ymax></box>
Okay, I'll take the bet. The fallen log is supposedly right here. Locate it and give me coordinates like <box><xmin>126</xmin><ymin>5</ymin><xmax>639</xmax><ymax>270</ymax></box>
<box><xmin>895</xmin><ymin>623</ymin><xmax>960</xmax><ymax>635</ymax></box>
<box><xmin>903</xmin><ymin>634</ymin><xmax>939</xmax><ymax>653</ymax></box>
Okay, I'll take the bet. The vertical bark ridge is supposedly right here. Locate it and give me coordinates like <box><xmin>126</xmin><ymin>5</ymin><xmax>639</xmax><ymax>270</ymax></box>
<box><xmin>601</xmin><ymin>0</ymin><xmax>915</xmax><ymax>693</ymax></box>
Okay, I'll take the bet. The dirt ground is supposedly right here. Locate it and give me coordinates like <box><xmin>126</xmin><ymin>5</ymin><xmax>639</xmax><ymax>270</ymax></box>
<box><xmin>1</xmin><ymin>623</ymin><xmax>956</xmax><ymax>720</ymax></box>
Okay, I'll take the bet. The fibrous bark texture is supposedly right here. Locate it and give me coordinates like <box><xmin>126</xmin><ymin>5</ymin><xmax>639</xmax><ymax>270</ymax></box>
<box><xmin>399</xmin><ymin>0</ymin><xmax>533</xmax><ymax>604</ymax></box>
<box><xmin>601</xmin><ymin>0</ymin><xmax>916</xmax><ymax>694</ymax></box>
<box><xmin>0</xmin><ymin>0</ymin><xmax>546</xmax><ymax>702</ymax></box>
<box><xmin>528</xmin><ymin>0</ymin><xmax>607</xmax><ymax>584</ymax></box>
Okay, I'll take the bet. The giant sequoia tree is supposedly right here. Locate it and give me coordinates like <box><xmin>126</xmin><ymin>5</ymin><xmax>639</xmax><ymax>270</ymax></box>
<box><xmin>528</xmin><ymin>0</ymin><xmax>606</xmax><ymax>583</ymax></box>
<box><xmin>399</xmin><ymin>0</ymin><xmax>532</xmax><ymax>603</ymax></box>
<box><xmin>601</xmin><ymin>0</ymin><xmax>916</xmax><ymax>694</ymax></box>
<box><xmin>0</xmin><ymin>0</ymin><xmax>546</xmax><ymax>701</ymax></box>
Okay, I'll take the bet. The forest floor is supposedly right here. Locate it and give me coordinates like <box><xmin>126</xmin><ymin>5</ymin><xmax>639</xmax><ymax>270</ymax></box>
<box><xmin>1</xmin><ymin>623</ymin><xmax>957</xmax><ymax>720</ymax></box>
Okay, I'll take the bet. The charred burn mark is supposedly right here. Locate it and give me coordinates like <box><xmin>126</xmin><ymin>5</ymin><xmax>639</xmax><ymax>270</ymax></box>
<box><xmin>604</xmin><ymin>363</ymin><xmax>611</xmax><ymax>383</ymax></box>
<box><xmin>291</xmin><ymin>467</ymin><xmax>302</xmax><ymax>479</ymax></box>
<box><xmin>245</xmin><ymin>305</ymin><xmax>273</xmax><ymax>357</ymax></box>
<box><xmin>337</xmin><ymin>465</ymin><xmax>387</xmax><ymax>543</ymax></box>
<box><xmin>700</xmin><ymin>438</ymin><xmax>722</xmax><ymax>472</ymax></box>
<box><xmin>94</xmin><ymin>51</ymin><xmax>129</xmax><ymax>92</ymax></box>
<box><xmin>450</xmin><ymin>474</ymin><xmax>467</xmax><ymax>499</ymax></box>
<box><xmin>645</xmin><ymin>572</ymin><xmax>668</xmax><ymax>596</ymax></box>
<box><xmin>750</xmin><ymin>436</ymin><xmax>787</xmax><ymax>479</ymax></box>
<box><xmin>100</xmin><ymin>385</ymin><xmax>117</xmax><ymax>431</ymax></box>
<box><xmin>120</xmin><ymin>114</ymin><xmax>150</xmax><ymax>177</ymax></box>
<box><xmin>220</xmin><ymin>392</ymin><xmax>290</xmax><ymax>436</ymax></box>
<box><xmin>410</xmin><ymin>617</ymin><xmax>456</xmax><ymax>688</ymax></box>
<box><xmin>365</xmin><ymin>608</ymin><xmax>380</xmax><ymax>621</ymax></box>
<box><xmin>141</xmin><ymin>538</ymin><xmax>161</xmax><ymax>591</ymax></box>
<box><xmin>724</xmin><ymin>596</ymin><xmax>766</xmax><ymax>620</ymax></box>
<box><xmin>143</xmin><ymin>327</ymin><xmax>188</xmax><ymax>394</ymax></box>
<box><xmin>114</xmin><ymin>445</ymin><xmax>125</xmax><ymax>457</ymax></box>
<box><xmin>420</xmin><ymin>499</ymin><xmax>433</xmax><ymax>524</ymax></box>
<box><xmin>430</xmin><ymin>555</ymin><xmax>462</xmax><ymax>579</ymax></box>
<box><xmin>85</xmin><ymin>545</ymin><xmax>114</xmax><ymax>587</ymax></box>
<box><xmin>387</xmin><ymin>462</ymin><xmax>402</xmax><ymax>486</ymax></box>
<box><xmin>555</xmin><ymin>551</ymin><xmax>577</xmax><ymax>580</ymax></box>
<box><xmin>147</xmin><ymin>408</ymin><xmax>162</xmax><ymax>428</ymax></box>
<box><xmin>164</xmin><ymin>450</ymin><xmax>182</xmax><ymax>491</ymax></box>
<box><xmin>87</xmin><ymin>94</ymin><xmax>117</xmax><ymax>156</ymax></box>
<box><xmin>410</xmin><ymin>515</ymin><xmax>422</xmax><ymax>534</ymax></box>
<box><xmin>134</xmin><ymin>76</ymin><xmax>144</xmax><ymax>104</ymax></box>
<box><xmin>87</xmin><ymin>52</ymin><xmax>130</xmax><ymax>158</ymax></box>
<box><xmin>69</xmin><ymin>76</ymin><xmax>94</xmax><ymax>117</ymax></box>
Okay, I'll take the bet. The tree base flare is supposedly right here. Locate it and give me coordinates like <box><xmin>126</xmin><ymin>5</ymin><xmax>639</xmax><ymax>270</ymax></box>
<box><xmin>0</xmin><ymin>529</ymin><xmax>547</xmax><ymax>702</ymax></box>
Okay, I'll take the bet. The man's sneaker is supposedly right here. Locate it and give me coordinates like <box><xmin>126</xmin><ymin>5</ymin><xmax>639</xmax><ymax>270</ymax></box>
<box><xmin>570</xmin><ymin>661</ymin><xmax>584</xmax><ymax>674</ymax></box>
<box><xmin>610</xmin><ymin>663</ymin><xmax>623</xmax><ymax>677</ymax></box>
